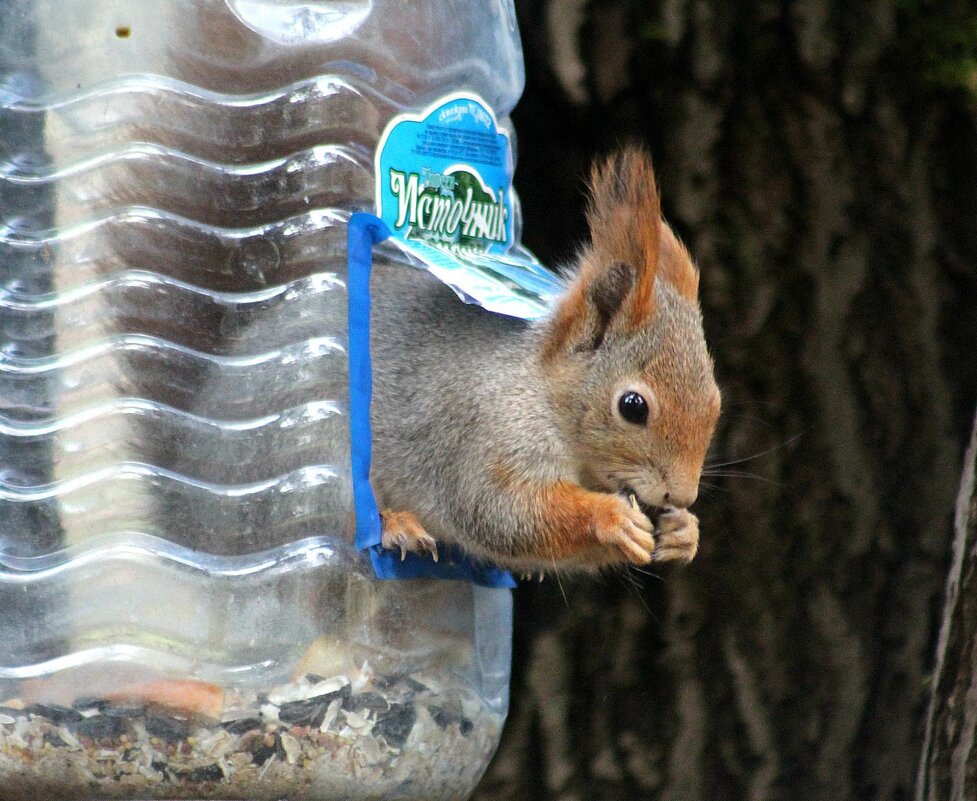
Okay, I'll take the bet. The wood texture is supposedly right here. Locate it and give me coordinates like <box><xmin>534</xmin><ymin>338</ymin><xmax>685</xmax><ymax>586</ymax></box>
<box><xmin>917</xmin><ymin>409</ymin><xmax>977</xmax><ymax>801</ymax></box>
<box><xmin>475</xmin><ymin>1</ymin><xmax>977</xmax><ymax>799</ymax></box>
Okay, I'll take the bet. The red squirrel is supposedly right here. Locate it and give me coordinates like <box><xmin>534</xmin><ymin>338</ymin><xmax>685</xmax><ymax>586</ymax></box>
<box><xmin>369</xmin><ymin>147</ymin><xmax>721</xmax><ymax>572</ymax></box>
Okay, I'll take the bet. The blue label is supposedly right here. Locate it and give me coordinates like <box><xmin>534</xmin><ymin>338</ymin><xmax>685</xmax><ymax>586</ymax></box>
<box><xmin>375</xmin><ymin>93</ymin><xmax>563</xmax><ymax>321</ymax></box>
<box><xmin>374</xmin><ymin>93</ymin><xmax>563</xmax><ymax>319</ymax></box>
<box><xmin>376</xmin><ymin>92</ymin><xmax>516</xmax><ymax>255</ymax></box>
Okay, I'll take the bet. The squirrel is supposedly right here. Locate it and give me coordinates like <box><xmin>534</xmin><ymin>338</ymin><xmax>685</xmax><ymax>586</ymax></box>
<box><xmin>369</xmin><ymin>147</ymin><xmax>721</xmax><ymax>572</ymax></box>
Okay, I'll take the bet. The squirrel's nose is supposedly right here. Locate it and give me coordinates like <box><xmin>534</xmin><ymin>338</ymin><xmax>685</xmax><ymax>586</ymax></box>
<box><xmin>664</xmin><ymin>484</ymin><xmax>698</xmax><ymax>509</ymax></box>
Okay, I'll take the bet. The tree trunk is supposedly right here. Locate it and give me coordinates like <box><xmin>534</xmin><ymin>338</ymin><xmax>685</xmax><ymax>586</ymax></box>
<box><xmin>476</xmin><ymin>1</ymin><xmax>977</xmax><ymax>799</ymax></box>
<box><xmin>917</xmin><ymin>407</ymin><xmax>977</xmax><ymax>801</ymax></box>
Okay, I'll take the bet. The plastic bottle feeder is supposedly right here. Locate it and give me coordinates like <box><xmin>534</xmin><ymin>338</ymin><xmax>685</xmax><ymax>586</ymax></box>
<box><xmin>0</xmin><ymin>2</ymin><xmax>560</xmax><ymax>798</ymax></box>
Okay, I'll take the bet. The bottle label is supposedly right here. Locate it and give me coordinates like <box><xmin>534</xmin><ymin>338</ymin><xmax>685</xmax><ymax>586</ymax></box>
<box><xmin>374</xmin><ymin>92</ymin><xmax>562</xmax><ymax>319</ymax></box>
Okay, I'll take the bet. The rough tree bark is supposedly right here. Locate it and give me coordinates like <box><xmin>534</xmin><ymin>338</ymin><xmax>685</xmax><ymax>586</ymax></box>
<box><xmin>916</xmin><ymin>408</ymin><xmax>977</xmax><ymax>800</ymax></box>
<box><xmin>475</xmin><ymin>2</ymin><xmax>977</xmax><ymax>800</ymax></box>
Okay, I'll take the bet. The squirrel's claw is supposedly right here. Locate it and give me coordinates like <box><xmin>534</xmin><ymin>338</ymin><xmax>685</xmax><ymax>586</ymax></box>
<box><xmin>380</xmin><ymin>510</ymin><xmax>440</xmax><ymax>563</ymax></box>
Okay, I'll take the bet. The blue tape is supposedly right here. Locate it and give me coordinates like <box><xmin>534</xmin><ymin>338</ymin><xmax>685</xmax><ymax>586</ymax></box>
<box><xmin>346</xmin><ymin>212</ymin><xmax>516</xmax><ymax>589</ymax></box>
<box><xmin>347</xmin><ymin>212</ymin><xmax>387</xmax><ymax>555</ymax></box>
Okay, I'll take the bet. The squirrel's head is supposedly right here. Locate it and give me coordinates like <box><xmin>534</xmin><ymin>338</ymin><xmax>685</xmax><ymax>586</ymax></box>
<box><xmin>541</xmin><ymin>147</ymin><xmax>720</xmax><ymax>510</ymax></box>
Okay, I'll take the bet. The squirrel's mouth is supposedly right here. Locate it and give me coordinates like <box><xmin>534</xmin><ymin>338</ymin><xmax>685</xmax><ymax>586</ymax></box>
<box><xmin>622</xmin><ymin>486</ymin><xmax>663</xmax><ymax>521</ymax></box>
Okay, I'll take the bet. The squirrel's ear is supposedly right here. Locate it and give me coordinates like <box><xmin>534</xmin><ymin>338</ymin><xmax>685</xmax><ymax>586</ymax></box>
<box><xmin>542</xmin><ymin>257</ymin><xmax>640</xmax><ymax>359</ymax></box>
<box><xmin>585</xmin><ymin>146</ymin><xmax>662</xmax><ymax>329</ymax></box>
<box><xmin>587</xmin><ymin>260</ymin><xmax>636</xmax><ymax>326</ymax></box>
<box><xmin>542</xmin><ymin>148</ymin><xmax>662</xmax><ymax>359</ymax></box>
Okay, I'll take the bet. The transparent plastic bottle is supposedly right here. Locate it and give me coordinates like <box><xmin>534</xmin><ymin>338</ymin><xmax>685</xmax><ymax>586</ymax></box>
<box><xmin>0</xmin><ymin>2</ymin><xmax>523</xmax><ymax>798</ymax></box>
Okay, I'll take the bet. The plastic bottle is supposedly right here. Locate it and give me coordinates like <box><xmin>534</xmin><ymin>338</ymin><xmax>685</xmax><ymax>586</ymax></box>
<box><xmin>0</xmin><ymin>2</ymin><xmax>530</xmax><ymax>798</ymax></box>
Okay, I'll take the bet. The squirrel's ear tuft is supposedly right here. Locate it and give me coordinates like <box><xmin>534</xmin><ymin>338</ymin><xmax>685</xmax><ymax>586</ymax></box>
<box><xmin>585</xmin><ymin>146</ymin><xmax>662</xmax><ymax>329</ymax></box>
<box><xmin>542</xmin><ymin>148</ymin><xmax>664</xmax><ymax>361</ymax></box>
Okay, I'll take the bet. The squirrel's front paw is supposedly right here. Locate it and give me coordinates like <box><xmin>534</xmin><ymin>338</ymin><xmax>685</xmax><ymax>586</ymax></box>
<box><xmin>651</xmin><ymin>507</ymin><xmax>699</xmax><ymax>564</ymax></box>
<box><xmin>593</xmin><ymin>495</ymin><xmax>656</xmax><ymax>565</ymax></box>
<box><xmin>380</xmin><ymin>510</ymin><xmax>439</xmax><ymax>562</ymax></box>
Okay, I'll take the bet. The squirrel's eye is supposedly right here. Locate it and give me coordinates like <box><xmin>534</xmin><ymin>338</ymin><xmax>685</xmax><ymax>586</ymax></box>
<box><xmin>618</xmin><ymin>391</ymin><xmax>649</xmax><ymax>425</ymax></box>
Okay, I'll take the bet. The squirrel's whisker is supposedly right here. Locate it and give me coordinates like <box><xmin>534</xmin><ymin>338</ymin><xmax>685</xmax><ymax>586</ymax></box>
<box><xmin>703</xmin><ymin>429</ymin><xmax>809</xmax><ymax>471</ymax></box>
<box><xmin>700</xmin><ymin>470</ymin><xmax>781</xmax><ymax>487</ymax></box>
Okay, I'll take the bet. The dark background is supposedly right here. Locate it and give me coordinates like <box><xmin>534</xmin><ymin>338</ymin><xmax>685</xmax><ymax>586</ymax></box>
<box><xmin>475</xmin><ymin>2</ymin><xmax>977</xmax><ymax>799</ymax></box>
